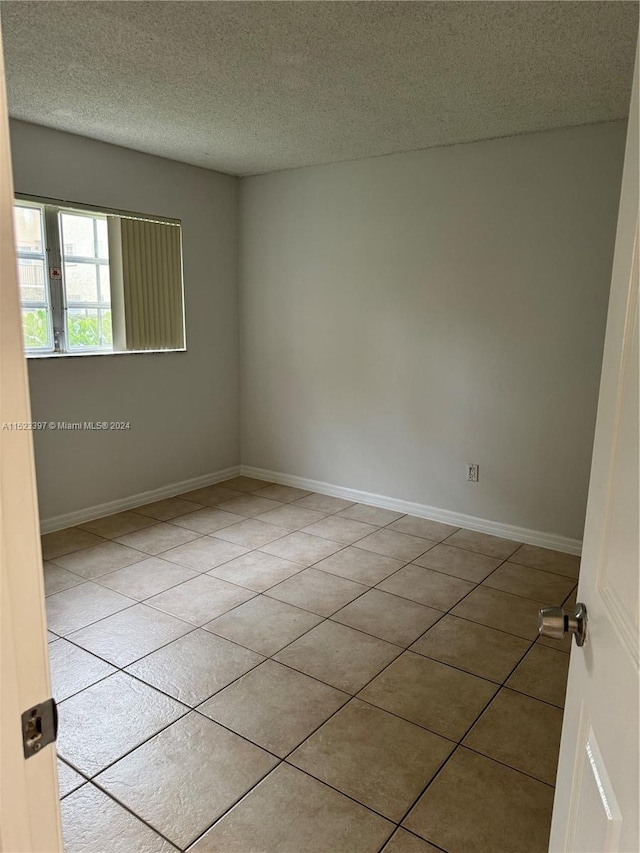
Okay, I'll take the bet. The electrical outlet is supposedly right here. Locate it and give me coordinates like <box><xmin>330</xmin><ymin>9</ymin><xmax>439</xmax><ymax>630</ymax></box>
<box><xmin>467</xmin><ymin>463</ymin><xmax>479</xmax><ymax>483</ymax></box>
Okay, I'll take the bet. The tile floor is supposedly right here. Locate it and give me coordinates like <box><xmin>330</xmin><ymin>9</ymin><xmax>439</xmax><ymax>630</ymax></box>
<box><xmin>43</xmin><ymin>476</ymin><xmax>579</xmax><ymax>853</ymax></box>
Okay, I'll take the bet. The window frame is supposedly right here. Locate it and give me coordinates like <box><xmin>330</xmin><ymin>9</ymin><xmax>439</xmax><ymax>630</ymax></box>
<box><xmin>59</xmin><ymin>208</ymin><xmax>112</xmax><ymax>353</ymax></box>
<box><xmin>13</xmin><ymin>194</ymin><xmax>185</xmax><ymax>359</ymax></box>
<box><xmin>14</xmin><ymin>199</ymin><xmax>54</xmax><ymax>354</ymax></box>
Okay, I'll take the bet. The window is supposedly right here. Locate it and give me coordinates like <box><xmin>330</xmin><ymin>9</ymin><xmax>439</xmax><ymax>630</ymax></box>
<box><xmin>61</xmin><ymin>211</ymin><xmax>112</xmax><ymax>350</ymax></box>
<box><xmin>14</xmin><ymin>202</ymin><xmax>52</xmax><ymax>352</ymax></box>
<box><xmin>12</xmin><ymin>196</ymin><xmax>185</xmax><ymax>356</ymax></box>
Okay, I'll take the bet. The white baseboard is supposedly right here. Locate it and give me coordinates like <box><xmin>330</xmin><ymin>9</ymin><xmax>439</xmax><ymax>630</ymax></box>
<box><xmin>39</xmin><ymin>465</ymin><xmax>241</xmax><ymax>534</ymax></box>
<box><xmin>241</xmin><ymin>465</ymin><xmax>582</xmax><ymax>555</ymax></box>
<box><xmin>41</xmin><ymin>460</ymin><xmax>583</xmax><ymax>555</ymax></box>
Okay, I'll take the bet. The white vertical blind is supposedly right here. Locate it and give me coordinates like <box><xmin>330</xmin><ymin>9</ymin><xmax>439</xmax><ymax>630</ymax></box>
<box><xmin>119</xmin><ymin>217</ymin><xmax>184</xmax><ymax>350</ymax></box>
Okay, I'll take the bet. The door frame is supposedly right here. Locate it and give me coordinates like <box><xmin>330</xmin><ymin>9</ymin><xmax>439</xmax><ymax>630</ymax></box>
<box><xmin>0</xmin><ymin>18</ymin><xmax>62</xmax><ymax>853</ymax></box>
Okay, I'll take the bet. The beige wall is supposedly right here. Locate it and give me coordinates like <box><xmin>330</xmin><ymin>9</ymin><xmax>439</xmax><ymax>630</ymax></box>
<box><xmin>10</xmin><ymin>120</ymin><xmax>240</xmax><ymax>521</ymax></box>
<box><xmin>239</xmin><ymin>121</ymin><xmax>626</xmax><ymax>541</ymax></box>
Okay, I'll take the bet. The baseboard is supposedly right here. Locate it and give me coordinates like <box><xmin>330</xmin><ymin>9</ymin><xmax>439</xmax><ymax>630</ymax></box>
<box><xmin>39</xmin><ymin>465</ymin><xmax>242</xmax><ymax>534</ymax></box>
<box><xmin>41</xmin><ymin>460</ymin><xmax>583</xmax><ymax>554</ymax></box>
<box><xmin>241</xmin><ymin>465</ymin><xmax>582</xmax><ymax>555</ymax></box>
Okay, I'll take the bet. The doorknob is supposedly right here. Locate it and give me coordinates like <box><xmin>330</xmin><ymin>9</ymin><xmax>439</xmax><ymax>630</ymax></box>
<box><xmin>538</xmin><ymin>602</ymin><xmax>588</xmax><ymax>647</ymax></box>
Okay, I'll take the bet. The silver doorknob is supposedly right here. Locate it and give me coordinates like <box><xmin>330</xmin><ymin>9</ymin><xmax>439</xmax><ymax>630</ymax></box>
<box><xmin>538</xmin><ymin>602</ymin><xmax>587</xmax><ymax>647</ymax></box>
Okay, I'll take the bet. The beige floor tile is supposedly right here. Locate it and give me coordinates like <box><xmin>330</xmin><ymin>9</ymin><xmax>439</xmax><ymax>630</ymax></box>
<box><xmin>222</xmin><ymin>476</ymin><xmax>272</xmax><ymax>492</ymax></box>
<box><xmin>178</xmin><ymin>484</ymin><xmax>243</xmax><ymax>506</ymax></box>
<box><xmin>96</xmin><ymin>712</ymin><xmax>278</xmax><ymax>850</ymax></box>
<box><xmin>169</xmin><ymin>507</ymin><xmax>245</xmax><ymax>534</ymax></box>
<box><xmin>254</xmin><ymin>484</ymin><xmax>312</xmax><ymax>502</ymax></box>
<box><xmin>97</xmin><ymin>557</ymin><xmax>198</xmax><ymax>600</ymax></box>
<box><xmin>293</xmin><ymin>493</ymin><xmax>356</xmax><ymax>513</ymax></box>
<box><xmin>79</xmin><ymin>511</ymin><xmax>156</xmax><ymax>539</ymax></box>
<box><xmin>463</xmin><ymin>688</ymin><xmax>563</xmax><ymax>784</ymax></box>
<box><xmin>217</xmin><ymin>494</ymin><xmax>283</xmax><ymax>517</ymax></box>
<box><xmin>333</xmin><ymin>589</ymin><xmax>442</xmax><ymax>646</ymax></box>
<box><xmin>44</xmin><ymin>562</ymin><xmax>84</xmax><ymax>596</ymax></box>
<box><xmin>403</xmin><ymin>747</ymin><xmax>554</xmax><ymax>853</ymax></box>
<box><xmin>389</xmin><ymin>517</ymin><xmax>459</xmax><ymax>542</ymax></box>
<box><xmin>411</xmin><ymin>615</ymin><xmax>529</xmax><ymax>683</ymax></box>
<box><xmin>127</xmin><ymin>629</ymin><xmax>263</xmax><ymax>706</ymax></box>
<box><xmin>483</xmin><ymin>561</ymin><xmax>576</xmax><ymax>604</ymax></box>
<box><xmin>46</xmin><ymin>582</ymin><xmax>133</xmax><ymax>636</ymax></box>
<box><xmin>213</xmin><ymin>518</ymin><xmax>288</xmax><ymax>548</ymax></box>
<box><xmin>57</xmin><ymin>759</ymin><xmax>85</xmax><ymax>798</ymax></box>
<box><xmin>115</xmin><ymin>523</ymin><xmax>201</xmax><ymax>555</ymax></box>
<box><xmin>41</xmin><ymin>527</ymin><xmax>104</xmax><ymax>561</ymax></box>
<box><xmin>338</xmin><ymin>503</ymin><xmax>404</xmax><ymax>526</ymax></box>
<box><xmin>160</xmin><ymin>537</ymin><xmax>248</xmax><ymax>571</ymax></box>
<box><xmin>314</xmin><ymin>547</ymin><xmax>405</xmax><ymax>586</ymax></box>
<box><xmin>357</xmin><ymin>529</ymin><xmax>435</xmax><ymax>562</ymax></box>
<box><xmin>506</xmin><ymin>645</ymin><xmax>570</xmax><ymax>707</ymax></box>
<box><xmin>274</xmin><ymin>620</ymin><xmax>401</xmax><ymax>694</ymax></box>
<box><xmin>290</xmin><ymin>699</ymin><xmax>453</xmax><ymax>821</ymax></box>
<box><xmin>51</xmin><ymin>541</ymin><xmax>145</xmax><ymax>579</ymax></box>
<box><xmin>207</xmin><ymin>551</ymin><xmax>303</xmax><ymax>592</ymax></box>
<box><xmin>189</xmin><ymin>763</ymin><xmax>394</xmax><ymax>853</ymax></box>
<box><xmin>261</xmin><ymin>531</ymin><xmax>343</xmax><ymax>566</ymax></box>
<box><xmin>382</xmin><ymin>829</ymin><xmax>441</xmax><ymax>853</ymax></box>
<box><xmin>147</xmin><ymin>575</ymin><xmax>255</xmax><ymax>625</ymax></box>
<box><xmin>378</xmin><ymin>565</ymin><xmax>474</xmax><ymax>610</ymax></box>
<box><xmin>57</xmin><ymin>672</ymin><xmax>185</xmax><ymax>776</ymax></box>
<box><xmin>413</xmin><ymin>543</ymin><xmax>502</xmax><ymax>582</ymax></box>
<box><xmin>266</xmin><ymin>567</ymin><xmax>367</xmax><ymax>616</ymax></box>
<box><xmin>510</xmin><ymin>544</ymin><xmax>580</xmax><ymax>579</ymax></box>
<box><xmin>205</xmin><ymin>595</ymin><xmax>322</xmax><ymax>656</ymax></box>
<box><xmin>301</xmin><ymin>515</ymin><xmax>378</xmax><ymax>544</ymax></box>
<box><xmin>256</xmin><ymin>504</ymin><xmax>327</xmax><ymax>530</ymax></box>
<box><xmin>61</xmin><ymin>784</ymin><xmax>178</xmax><ymax>853</ymax></box>
<box><xmin>451</xmin><ymin>586</ymin><xmax>541</xmax><ymax>640</ymax></box>
<box><xmin>444</xmin><ymin>529</ymin><xmax>520</xmax><ymax>560</ymax></box>
<box><xmin>68</xmin><ymin>603</ymin><xmax>192</xmax><ymax>667</ymax></box>
<box><xmin>49</xmin><ymin>638</ymin><xmax>116</xmax><ymax>701</ymax></box>
<box><xmin>359</xmin><ymin>651</ymin><xmax>497</xmax><ymax>740</ymax></box>
<box><xmin>200</xmin><ymin>659</ymin><xmax>349</xmax><ymax>756</ymax></box>
<box><xmin>133</xmin><ymin>497</ymin><xmax>204</xmax><ymax>521</ymax></box>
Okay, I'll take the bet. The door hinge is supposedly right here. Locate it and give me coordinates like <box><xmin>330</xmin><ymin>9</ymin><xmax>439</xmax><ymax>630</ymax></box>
<box><xmin>21</xmin><ymin>698</ymin><xmax>58</xmax><ymax>758</ymax></box>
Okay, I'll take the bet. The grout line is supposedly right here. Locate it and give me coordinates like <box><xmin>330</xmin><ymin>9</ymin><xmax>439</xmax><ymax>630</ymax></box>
<box><xmin>56</xmin><ymin>506</ymin><xmax>423</xmax><ymax>847</ymax></box>
<box><xmin>382</xmin><ymin>826</ymin><xmax>449</xmax><ymax>853</ymax></box>
<box><xmin>496</xmin><ymin>683</ymin><xmax>567</xmax><ymax>712</ymax></box>
<box><xmin>181</xmin><ymin>546</ymin><xmax>523</xmax><ymax>842</ymax></box>
<box><xmin>474</xmin><ymin>582</ymin><xmax>575</xmax><ymax>607</ymax></box>
<box><xmin>450</xmin><ymin>743</ymin><xmax>557</xmax><ymax>789</ymax></box>
<box><xmin>48</xmin><ymin>481</ymin><xmax>574</xmax><ymax>850</ymax></box>
<box><xmin>82</xmin><ymin>776</ymin><xmax>186</xmax><ymax>851</ymax></box>
<box><xmin>61</xmin><ymin>700</ymin><xmax>192</xmax><ymax>780</ymax></box>
<box><xmin>388</xmin><ymin>552</ymin><xmax>568</xmax><ymax>833</ymax></box>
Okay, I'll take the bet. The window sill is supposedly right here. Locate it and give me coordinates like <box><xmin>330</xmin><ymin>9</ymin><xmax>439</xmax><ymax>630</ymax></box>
<box><xmin>26</xmin><ymin>348</ymin><xmax>187</xmax><ymax>360</ymax></box>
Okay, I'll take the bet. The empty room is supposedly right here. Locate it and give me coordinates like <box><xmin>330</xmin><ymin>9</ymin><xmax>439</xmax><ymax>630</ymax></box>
<box><xmin>0</xmin><ymin>2</ymin><xmax>638</xmax><ymax>853</ymax></box>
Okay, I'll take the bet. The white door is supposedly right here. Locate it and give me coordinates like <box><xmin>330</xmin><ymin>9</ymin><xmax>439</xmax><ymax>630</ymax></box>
<box><xmin>0</xmin><ymin>21</ymin><xmax>63</xmax><ymax>853</ymax></box>
<box><xmin>549</xmin><ymin>48</ymin><xmax>639</xmax><ymax>853</ymax></box>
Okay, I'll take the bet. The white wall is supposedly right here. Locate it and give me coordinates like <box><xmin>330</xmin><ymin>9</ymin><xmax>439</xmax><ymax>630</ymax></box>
<box><xmin>10</xmin><ymin>120</ymin><xmax>240</xmax><ymax>521</ymax></box>
<box><xmin>240</xmin><ymin>122</ymin><xmax>626</xmax><ymax>541</ymax></box>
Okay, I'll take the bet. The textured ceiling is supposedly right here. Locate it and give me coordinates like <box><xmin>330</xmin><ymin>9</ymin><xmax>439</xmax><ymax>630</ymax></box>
<box><xmin>1</xmin><ymin>1</ymin><xmax>637</xmax><ymax>176</ymax></box>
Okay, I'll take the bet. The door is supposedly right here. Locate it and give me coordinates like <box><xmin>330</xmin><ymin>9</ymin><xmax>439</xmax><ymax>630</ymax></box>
<box><xmin>548</xmin><ymin>48</ymin><xmax>639</xmax><ymax>853</ymax></box>
<box><xmin>0</xmin><ymin>20</ymin><xmax>63</xmax><ymax>853</ymax></box>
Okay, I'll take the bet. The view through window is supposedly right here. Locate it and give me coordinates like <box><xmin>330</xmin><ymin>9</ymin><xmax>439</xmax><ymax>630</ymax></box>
<box><xmin>12</xmin><ymin>197</ymin><xmax>185</xmax><ymax>356</ymax></box>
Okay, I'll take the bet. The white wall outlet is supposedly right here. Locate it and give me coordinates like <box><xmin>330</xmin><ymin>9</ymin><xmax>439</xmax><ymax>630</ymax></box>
<box><xmin>467</xmin><ymin>463</ymin><xmax>479</xmax><ymax>483</ymax></box>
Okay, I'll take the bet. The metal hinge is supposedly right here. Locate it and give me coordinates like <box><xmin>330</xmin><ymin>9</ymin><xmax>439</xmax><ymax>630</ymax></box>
<box><xmin>21</xmin><ymin>698</ymin><xmax>58</xmax><ymax>758</ymax></box>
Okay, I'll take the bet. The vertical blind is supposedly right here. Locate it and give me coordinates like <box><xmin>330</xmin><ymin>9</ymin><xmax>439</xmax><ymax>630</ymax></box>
<box><xmin>118</xmin><ymin>217</ymin><xmax>184</xmax><ymax>351</ymax></box>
